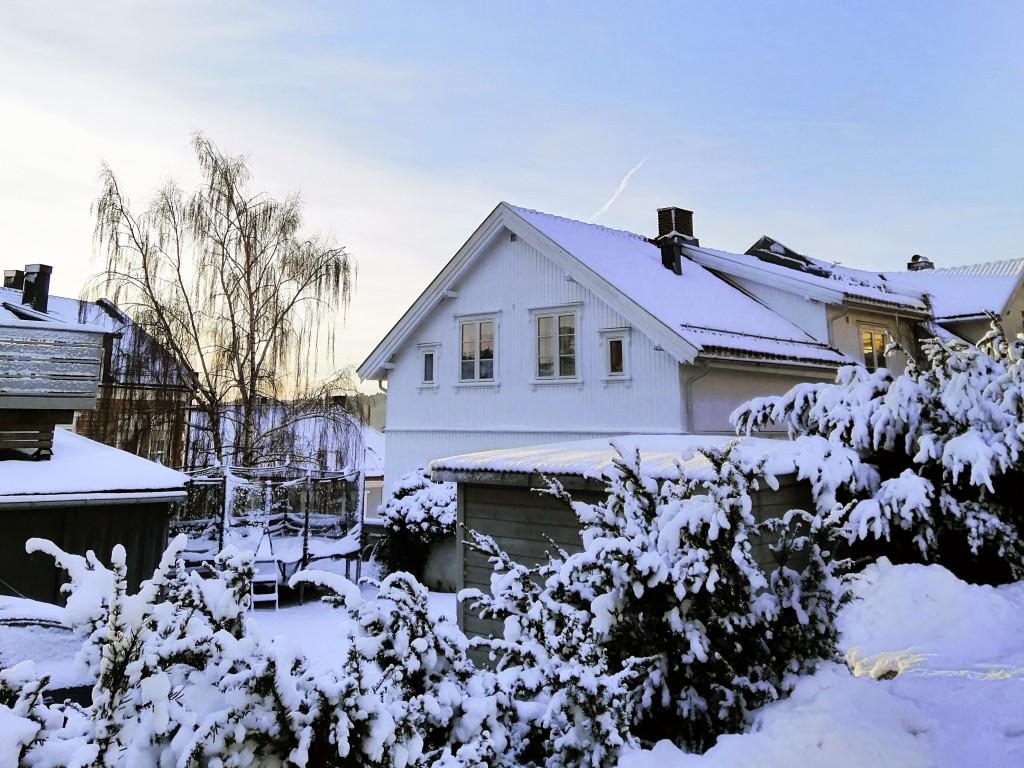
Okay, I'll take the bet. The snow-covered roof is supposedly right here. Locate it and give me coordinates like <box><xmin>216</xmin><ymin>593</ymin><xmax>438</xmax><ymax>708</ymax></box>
<box><xmin>882</xmin><ymin>259</ymin><xmax>1024</xmax><ymax>320</ymax></box>
<box><xmin>431</xmin><ymin>434</ymin><xmax>801</xmax><ymax>483</ymax></box>
<box><xmin>0</xmin><ymin>428</ymin><xmax>187</xmax><ymax>505</ymax></box>
<box><xmin>363</xmin><ymin>426</ymin><xmax>384</xmax><ymax>476</ymax></box>
<box><xmin>506</xmin><ymin>206</ymin><xmax>850</xmax><ymax>367</ymax></box>
<box><xmin>358</xmin><ymin>203</ymin><xmax>856</xmax><ymax>381</ymax></box>
<box><xmin>688</xmin><ymin>243</ymin><xmax>928</xmax><ymax>312</ymax></box>
<box><xmin>0</xmin><ymin>285</ymin><xmax>192</xmax><ymax>387</ymax></box>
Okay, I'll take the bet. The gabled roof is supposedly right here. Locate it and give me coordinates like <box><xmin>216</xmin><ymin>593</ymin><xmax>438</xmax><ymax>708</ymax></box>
<box><xmin>882</xmin><ymin>259</ymin><xmax>1024</xmax><ymax>321</ymax></box>
<box><xmin>357</xmin><ymin>203</ymin><xmax>850</xmax><ymax>381</ymax></box>
<box><xmin>690</xmin><ymin>237</ymin><xmax>929</xmax><ymax>312</ymax></box>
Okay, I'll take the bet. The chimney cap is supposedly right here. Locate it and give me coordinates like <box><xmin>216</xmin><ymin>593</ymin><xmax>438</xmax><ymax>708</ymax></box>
<box><xmin>907</xmin><ymin>254</ymin><xmax>935</xmax><ymax>271</ymax></box>
<box><xmin>656</xmin><ymin>206</ymin><xmax>697</xmax><ymax>244</ymax></box>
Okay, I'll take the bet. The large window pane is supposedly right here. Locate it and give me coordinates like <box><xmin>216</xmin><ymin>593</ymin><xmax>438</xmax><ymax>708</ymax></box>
<box><xmin>559</xmin><ymin>355</ymin><xmax>576</xmax><ymax>377</ymax></box>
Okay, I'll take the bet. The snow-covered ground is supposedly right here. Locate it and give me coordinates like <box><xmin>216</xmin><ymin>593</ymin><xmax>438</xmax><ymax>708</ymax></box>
<box><xmin>622</xmin><ymin>559</ymin><xmax>1024</xmax><ymax>767</ymax></box>
<box><xmin>2</xmin><ymin>559</ymin><xmax>1020</xmax><ymax>765</ymax></box>
<box><xmin>249</xmin><ymin>579</ymin><xmax>457</xmax><ymax>670</ymax></box>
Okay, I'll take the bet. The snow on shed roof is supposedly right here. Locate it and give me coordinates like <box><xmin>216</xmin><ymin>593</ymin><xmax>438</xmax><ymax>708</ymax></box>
<box><xmin>0</xmin><ymin>428</ymin><xmax>187</xmax><ymax>503</ymax></box>
<box><xmin>508</xmin><ymin>206</ymin><xmax>849</xmax><ymax>367</ymax></box>
<box><xmin>431</xmin><ymin>433</ymin><xmax>801</xmax><ymax>483</ymax></box>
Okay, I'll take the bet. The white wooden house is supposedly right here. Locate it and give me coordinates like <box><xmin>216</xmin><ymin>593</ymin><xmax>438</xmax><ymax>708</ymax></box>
<box><xmin>358</xmin><ymin>204</ymin><xmax>938</xmax><ymax>495</ymax></box>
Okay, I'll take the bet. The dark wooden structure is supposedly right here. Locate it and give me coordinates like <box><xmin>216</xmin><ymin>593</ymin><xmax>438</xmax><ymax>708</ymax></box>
<box><xmin>435</xmin><ymin>465</ymin><xmax>812</xmax><ymax>645</ymax></box>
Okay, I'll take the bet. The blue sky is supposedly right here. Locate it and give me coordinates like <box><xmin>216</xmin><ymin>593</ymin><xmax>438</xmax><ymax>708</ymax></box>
<box><xmin>1</xmin><ymin>1</ymin><xmax>1022</xmax><ymax>381</ymax></box>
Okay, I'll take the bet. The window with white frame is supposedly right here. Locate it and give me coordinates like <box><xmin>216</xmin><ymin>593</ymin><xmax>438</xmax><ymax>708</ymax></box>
<box><xmin>535</xmin><ymin>310</ymin><xmax>577</xmax><ymax>379</ymax></box>
<box><xmin>418</xmin><ymin>343</ymin><xmax>439</xmax><ymax>386</ymax></box>
<box><xmin>599</xmin><ymin>327</ymin><xmax>631</xmax><ymax>379</ymax></box>
<box><xmin>459</xmin><ymin>318</ymin><xmax>495</xmax><ymax>381</ymax></box>
<box><xmin>860</xmin><ymin>325</ymin><xmax>888</xmax><ymax>372</ymax></box>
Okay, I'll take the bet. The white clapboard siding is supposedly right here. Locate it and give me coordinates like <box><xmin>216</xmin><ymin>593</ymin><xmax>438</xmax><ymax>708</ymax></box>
<box><xmin>384</xmin><ymin>231</ymin><xmax>684</xmax><ymax>490</ymax></box>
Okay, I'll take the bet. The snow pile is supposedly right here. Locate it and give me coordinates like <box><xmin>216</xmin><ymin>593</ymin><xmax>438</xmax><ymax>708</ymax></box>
<box><xmin>620</xmin><ymin>558</ymin><xmax>1024</xmax><ymax>767</ymax></box>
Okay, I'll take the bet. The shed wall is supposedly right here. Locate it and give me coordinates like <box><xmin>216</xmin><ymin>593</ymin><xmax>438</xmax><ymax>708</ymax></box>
<box><xmin>457</xmin><ymin>475</ymin><xmax>813</xmax><ymax>649</ymax></box>
<box><xmin>0</xmin><ymin>501</ymin><xmax>171</xmax><ymax>603</ymax></box>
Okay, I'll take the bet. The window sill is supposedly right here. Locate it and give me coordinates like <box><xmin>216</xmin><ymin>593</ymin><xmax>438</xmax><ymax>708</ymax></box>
<box><xmin>417</xmin><ymin>383</ymin><xmax>439</xmax><ymax>391</ymax></box>
<box><xmin>455</xmin><ymin>380</ymin><xmax>500</xmax><ymax>389</ymax></box>
<box><xmin>601</xmin><ymin>375</ymin><xmax>632</xmax><ymax>387</ymax></box>
<box><xmin>530</xmin><ymin>378</ymin><xmax>584</xmax><ymax>390</ymax></box>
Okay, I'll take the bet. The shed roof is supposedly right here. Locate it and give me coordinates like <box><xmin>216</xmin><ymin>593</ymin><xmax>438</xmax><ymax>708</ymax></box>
<box><xmin>0</xmin><ymin>428</ymin><xmax>187</xmax><ymax>505</ymax></box>
<box><xmin>431</xmin><ymin>433</ymin><xmax>801</xmax><ymax>484</ymax></box>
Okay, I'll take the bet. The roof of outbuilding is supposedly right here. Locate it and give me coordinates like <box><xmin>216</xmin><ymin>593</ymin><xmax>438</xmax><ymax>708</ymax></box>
<box><xmin>431</xmin><ymin>433</ymin><xmax>802</xmax><ymax>483</ymax></box>
<box><xmin>0</xmin><ymin>428</ymin><xmax>187</xmax><ymax>504</ymax></box>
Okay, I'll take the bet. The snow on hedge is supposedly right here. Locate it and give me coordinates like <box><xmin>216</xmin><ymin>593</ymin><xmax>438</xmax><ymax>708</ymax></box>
<box><xmin>733</xmin><ymin>328</ymin><xmax>1024</xmax><ymax>583</ymax></box>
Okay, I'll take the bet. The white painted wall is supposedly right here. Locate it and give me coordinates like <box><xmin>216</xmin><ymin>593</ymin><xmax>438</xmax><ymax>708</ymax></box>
<box><xmin>382</xmin><ymin>228</ymin><xmax>683</xmax><ymax>491</ymax></box>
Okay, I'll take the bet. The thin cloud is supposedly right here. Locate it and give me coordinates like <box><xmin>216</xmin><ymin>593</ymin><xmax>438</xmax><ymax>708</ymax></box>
<box><xmin>590</xmin><ymin>158</ymin><xmax>646</xmax><ymax>222</ymax></box>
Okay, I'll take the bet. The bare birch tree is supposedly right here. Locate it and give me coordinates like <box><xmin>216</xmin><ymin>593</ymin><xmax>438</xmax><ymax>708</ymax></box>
<box><xmin>91</xmin><ymin>133</ymin><xmax>357</xmax><ymax>468</ymax></box>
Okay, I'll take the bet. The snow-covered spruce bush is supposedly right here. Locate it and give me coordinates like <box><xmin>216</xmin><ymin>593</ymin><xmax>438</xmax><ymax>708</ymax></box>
<box><xmin>379</xmin><ymin>467</ymin><xmax>457</xmax><ymax>579</ymax></box>
<box><xmin>465</xmin><ymin>445</ymin><xmax>846</xmax><ymax>756</ymax></box>
<box><xmin>733</xmin><ymin>326</ymin><xmax>1024</xmax><ymax>584</ymax></box>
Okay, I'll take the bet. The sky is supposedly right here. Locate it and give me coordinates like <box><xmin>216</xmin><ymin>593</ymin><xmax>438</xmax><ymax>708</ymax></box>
<box><xmin>1</xmin><ymin>1</ymin><xmax>1022</xmax><ymax>389</ymax></box>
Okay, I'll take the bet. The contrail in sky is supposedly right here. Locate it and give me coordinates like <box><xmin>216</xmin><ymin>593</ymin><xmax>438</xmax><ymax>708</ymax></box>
<box><xmin>590</xmin><ymin>158</ymin><xmax>646</xmax><ymax>222</ymax></box>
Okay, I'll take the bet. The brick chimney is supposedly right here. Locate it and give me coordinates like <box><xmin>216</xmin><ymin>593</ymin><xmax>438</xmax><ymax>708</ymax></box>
<box><xmin>654</xmin><ymin>207</ymin><xmax>698</xmax><ymax>275</ymax></box>
<box><xmin>907</xmin><ymin>254</ymin><xmax>934</xmax><ymax>271</ymax></box>
<box><xmin>3</xmin><ymin>269</ymin><xmax>24</xmax><ymax>289</ymax></box>
<box><xmin>22</xmin><ymin>264</ymin><xmax>53</xmax><ymax>313</ymax></box>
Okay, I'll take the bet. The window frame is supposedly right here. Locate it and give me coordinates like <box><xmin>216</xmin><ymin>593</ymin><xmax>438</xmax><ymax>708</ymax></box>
<box><xmin>598</xmin><ymin>326</ymin><xmax>632</xmax><ymax>381</ymax></box>
<box><xmin>529</xmin><ymin>304</ymin><xmax>582</xmax><ymax>383</ymax></box>
<box><xmin>859</xmin><ymin>324</ymin><xmax>888</xmax><ymax>373</ymax></box>
<box><xmin>417</xmin><ymin>342</ymin><xmax>440</xmax><ymax>388</ymax></box>
<box><xmin>455</xmin><ymin>313</ymin><xmax>499</xmax><ymax>385</ymax></box>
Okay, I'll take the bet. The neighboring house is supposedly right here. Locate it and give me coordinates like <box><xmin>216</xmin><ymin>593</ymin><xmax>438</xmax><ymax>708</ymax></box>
<box><xmin>185</xmin><ymin>398</ymin><xmax>367</xmax><ymax>473</ymax></box>
<box><xmin>358</xmin><ymin>203</ymin><xmax>934</xmax><ymax>494</ymax></box>
<box><xmin>2</xmin><ymin>265</ymin><xmax>193</xmax><ymax>467</ymax></box>
<box><xmin>881</xmin><ymin>257</ymin><xmax>1024</xmax><ymax>344</ymax></box>
<box><xmin>361</xmin><ymin>425</ymin><xmax>385</xmax><ymax>524</ymax></box>
<box><xmin>0</xmin><ymin>298</ymin><xmax>187</xmax><ymax>603</ymax></box>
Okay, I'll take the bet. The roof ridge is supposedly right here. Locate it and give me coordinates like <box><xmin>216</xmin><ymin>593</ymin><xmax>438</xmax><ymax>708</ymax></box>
<box><xmin>506</xmin><ymin>203</ymin><xmax>649</xmax><ymax>243</ymax></box>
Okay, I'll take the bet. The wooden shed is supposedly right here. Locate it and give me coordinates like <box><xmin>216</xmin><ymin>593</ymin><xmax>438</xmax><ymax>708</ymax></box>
<box><xmin>0</xmin><ymin>310</ymin><xmax>187</xmax><ymax>603</ymax></box>
<box><xmin>432</xmin><ymin>435</ymin><xmax>810</xmax><ymax>642</ymax></box>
